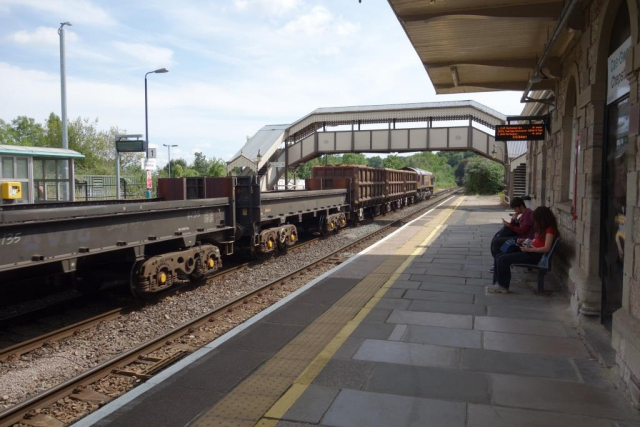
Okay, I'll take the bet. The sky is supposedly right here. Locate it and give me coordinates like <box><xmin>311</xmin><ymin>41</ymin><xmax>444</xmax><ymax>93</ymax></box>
<box><xmin>0</xmin><ymin>0</ymin><xmax>525</xmax><ymax>168</ymax></box>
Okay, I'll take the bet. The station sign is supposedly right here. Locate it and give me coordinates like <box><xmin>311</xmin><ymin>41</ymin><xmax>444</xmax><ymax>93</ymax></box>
<box><xmin>146</xmin><ymin>170</ymin><xmax>153</xmax><ymax>189</ymax></box>
<box><xmin>495</xmin><ymin>124</ymin><xmax>546</xmax><ymax>141</ymax></box>
<box><xmin>141</xmin><ymin>158</ymin><xmax>157</xmax><ymax>170</ymax></box>
<box><xmin>270</xmin><ymin>162</ymin><xmax>285</xmax><ymax>168</ymax></box>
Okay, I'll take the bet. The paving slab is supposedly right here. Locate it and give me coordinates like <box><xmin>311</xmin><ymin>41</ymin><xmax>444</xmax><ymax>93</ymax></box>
<box><xmin>407</xmin><ymin>299</ymin><xmax>486</xmax><ymax>316</ymax></box>
<box><xmin>403</xmin><ymin>289</ymin><xmax>474</xmax><ymax>304</ymax></box>
<box><xmin>362</xmin><ymin>308</ymin><xmax>392</xmax><ymax>323</ymax></box>
<box><xmin>474</xmin><ymin>316</ymin><xmax>569</xmax><ymax>337</ymax></box>
<box><xmin>388</xmin><ymin>324</ymin><xmax>407</xmax><ymax>341</ymax></box>
<box><xmin>372</xmin><ymin>297</ymin><xmax>411</xmax><ymax>310</ymax></box>
<box><xmin>352</xmin><ymin>339</ymin><xmax>458</xmax><ymax>368</ymax></box>
<box><xmin>283</xmin><ymin>385</ymin><xmax>339</xmax><ymax>424</ymax></box>
<box><xmin>487</xmin><ymin>304</ymin><xmax>565</xmax><ymax>321</ymax></box>
<box><xmin>365</xmin><ymin>363</ymin><xmax>490</xmax><ymax>403</ymax></box>
<box><xmin>483</xmin><ymin>331</ymin><xmax>589</xmax><ymax>358</ymax></box>
<box><xmin>390</xmin><ymin>280</ymin><xmax>421</xmax><ymax>290</ymax></box>
<box><xmin>333</xmin><ymin>337</ymin><xmax>364</xmax><ymax>360</ymax></box>
<box><xmin>312</xmin><ymin>359</ymin><xmax>376</xmax><ymax>390</ymax></box>
<box><xmin>467</xmin><ymin>404</ymin><xmax>619</xmax><ymax>427</ymax></box>
<box><xmin>350</xmin><ymin>322</ymin><xmax>396</xmax><ymax>340</ymax></box>
<box><xmin>419</xmin><ymin>282</ymin><xmax>486</xmax><ymax>295</ymax></box>
<box><xmin>411</xmin><ymin>274</ymin><xmax>466</xmax><ymax>285</ymax></box>
<box><xmin>401</xmin><ymin>324</ymin><xmax>482</xmax><ymax>349</ymax></box>
<box><xmin>321</xmin><ymin>389</ymin><xmax>466</xmax><ymax>427</ymax></box>
<box><xmin>490</xmin><ymin>373</ymin><xmax>640</xmax><ymax>420</ymax></box>
<box><xmin>460</xmin><ymin>348</ymin><xmax>579</xmax><ymax>380</ymax></box>
<box><xmin>387</xmin><ymin>309</ymin><xmax>473</xmax><ymax>329</ymax></box>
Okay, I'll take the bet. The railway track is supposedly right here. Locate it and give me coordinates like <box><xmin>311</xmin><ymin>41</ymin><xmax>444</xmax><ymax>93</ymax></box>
<box><xmin>0</xmin><ymin>188</ymin><xmax>459</xmax><ymax>427</ymax></box>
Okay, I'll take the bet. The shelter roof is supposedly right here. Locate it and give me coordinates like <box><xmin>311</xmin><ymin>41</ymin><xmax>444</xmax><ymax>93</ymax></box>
<box><xmin>387</xmin><ymin>0</ymin><xmax>577</xmax><ymax>94</ymax></box>
<box><xmin>0</xmin><ymin>145</ymin><xmax>85</xmax><ymax>159</ymax></box>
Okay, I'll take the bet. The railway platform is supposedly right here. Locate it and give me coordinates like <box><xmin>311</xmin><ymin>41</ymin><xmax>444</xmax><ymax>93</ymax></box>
<box><xmin>78</xmin><ymin>195</ymin><xmax>640</xmax><ymax>427</ymax></box>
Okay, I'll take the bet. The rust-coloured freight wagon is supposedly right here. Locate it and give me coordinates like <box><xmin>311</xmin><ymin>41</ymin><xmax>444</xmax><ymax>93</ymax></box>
<box><xmin>309</xmin><ymin>165</ymin><xmax>418</xmax><ymax>221</ymax></box>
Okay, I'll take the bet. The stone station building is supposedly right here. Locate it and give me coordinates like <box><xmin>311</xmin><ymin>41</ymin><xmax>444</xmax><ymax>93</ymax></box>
<box><xmin>389</xmin><ymin>0</ymin><xmax>640</xmax><ymax>405</ymax></box>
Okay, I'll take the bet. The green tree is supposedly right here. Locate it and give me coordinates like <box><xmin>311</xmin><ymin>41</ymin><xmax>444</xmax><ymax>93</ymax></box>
<box><xmin>10</xmin><ymin>116</ymin><xmax>44</xmax><ymax>145</ymax></box>
<box><xmin>192</xmin><ymin>152</ymin><xmax>210</xmax><ymax>176</ymax></box>
<box><xmin>382</xmin><ymin>155</ymin><xmax>406</xmax><ymax>169</ymax></box>
<box><xmin>463</xmin><ymin>157</ymin><xmax>505</xmax><ymax>195</ymax></box>
<box><xmin>207</xmin><ymin>158</ymin><xmax>227</xmax><ymax>177</ymax></box>
<box><xmin>341</xmin><ymin>153</ymin><xmax>366</xmax><ymax>165</ymax></box>
<box><xmin>367</xmin><ymin>156</ymin><xmax>383</xmax><ymax>167</ymax></box>
<box><xmin>43</xmin><ymin>113</ymin><xmax>62</xmax><ymax>148</ymax></box>
<box><xmin>0</xmin><ymin>119</ymin><xmax>13</xmax><ymax>145</ymax></box>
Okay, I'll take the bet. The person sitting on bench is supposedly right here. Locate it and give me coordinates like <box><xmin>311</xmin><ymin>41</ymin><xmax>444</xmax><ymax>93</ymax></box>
<box><xmin>489</xmin><ymin>197</ymin><xmax>534</xmax><ymax>272</ymax></box>
<box><xmin>491</xmin><ymin>197</ymin><xmax>534</xmax><ymax>255</ymax></box>
<box><xmin>487</xmin><ymin>206</ymin><xmax>559</xmax><ymax>294</ymax></box>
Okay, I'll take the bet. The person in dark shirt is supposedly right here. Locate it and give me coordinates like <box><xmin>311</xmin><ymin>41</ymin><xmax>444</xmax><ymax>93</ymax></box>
<box><xmin>487</xmin><ymin>206</ymin><xmax>559</xmax><ymax>293</ymax></box>
<box><xmin>490</xmin><ymin>197</ymin><xmax>534</xmax><ymax>262</ymax></box>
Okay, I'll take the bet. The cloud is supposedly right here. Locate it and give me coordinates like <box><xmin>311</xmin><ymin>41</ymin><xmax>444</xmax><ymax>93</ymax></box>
<box><xmin>112</xmin><ymin>42</ymin><xmax>174</xmax><ymax>68</ymax></box>
<box><xmin>233</xmin><ymin>0</ymin><xmax>302</xmax><ymax>15</ymax></box>
<box><xmin>335</xmin><ymin>19</ymin><xmax>360</xmax><ymax>36</ymax></box>
<box><xmin>280</xmin><ymin>5</ymin><xmax>333</xmax><ymax>36</ymax></box>
<box><xmin>2</xmin><ymin>0</ymin><xmax>116</xmax><ymax>26</ymax></box>
<box><xmin>8</xmin><ymin>26</ymin><xmax>79</xmax><ymax>46</ymax></box>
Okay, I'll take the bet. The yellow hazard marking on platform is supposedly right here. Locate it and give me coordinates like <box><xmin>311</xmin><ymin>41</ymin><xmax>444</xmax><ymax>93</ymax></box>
<box><xmin>259</xmin><ymin>196</ymin><xmax>464</xmax><ymax>425</ymax></box>
<box><xmin>192</xmin><ymin>196</ymin><xmax>463</xmax><ymax>427</ymax></box>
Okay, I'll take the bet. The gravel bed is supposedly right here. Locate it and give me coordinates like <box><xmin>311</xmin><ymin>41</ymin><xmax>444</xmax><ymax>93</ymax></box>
<box><xmin>0</xmin><ymin>192</ymin><xmax>453</xmax><ymax>411</ymax></box>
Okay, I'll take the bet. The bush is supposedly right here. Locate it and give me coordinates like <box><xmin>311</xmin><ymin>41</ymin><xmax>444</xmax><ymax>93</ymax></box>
<box><xmin>463</xmin><ymin>157</ymin><xmax>504</xmax><ymax>195</ymax></box>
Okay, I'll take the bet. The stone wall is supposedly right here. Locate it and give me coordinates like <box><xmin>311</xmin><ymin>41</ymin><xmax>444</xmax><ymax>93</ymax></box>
<box><xmin>525</xmin><ymin>0</ymin><xmax>640</xmax><ymax>405</ymax></box>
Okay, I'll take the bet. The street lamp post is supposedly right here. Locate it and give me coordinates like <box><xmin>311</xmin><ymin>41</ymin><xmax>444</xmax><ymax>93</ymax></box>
<box><xmin>58</xmin><ymin>22</ymin><xmax>72</xmax><ymax>150</ymax></box>
<box><xmin>491</xmin><ymin>144</ymin><xmax>504</xmax><ymax>162</ymax></box>
<box><xmin>144</xmin><ymin>68</ymin><xmax>168</xmax><ymax>197</ymax></box>
<box><xmin>163</xmin><ymin>144</ymin><xmax>178</xmax><ymax>177</ymax></box>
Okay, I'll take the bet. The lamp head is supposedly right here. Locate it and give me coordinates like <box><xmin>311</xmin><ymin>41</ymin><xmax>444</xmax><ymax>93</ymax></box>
<box><xmin>154</xmin><ymin>68</ymin><xmax>169</xmax><ymax>74</ymax></box>
<box><xmin>60</xmin><ymin>22</ymin><xmax>72</xmax><ymax>27</ymax></box>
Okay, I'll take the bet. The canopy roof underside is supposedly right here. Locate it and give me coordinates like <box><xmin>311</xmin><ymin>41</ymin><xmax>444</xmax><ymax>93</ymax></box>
<box><xmin>387</xmin><ymin>0</ymin><xmax>577</xmax><ymax>94</ymax></box>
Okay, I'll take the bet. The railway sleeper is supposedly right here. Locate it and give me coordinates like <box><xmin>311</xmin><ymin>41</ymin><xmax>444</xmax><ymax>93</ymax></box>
<box><xmin>131</xmin><ymin>244</ymin><xmax>221</xmax><ymax>296</ymax></box>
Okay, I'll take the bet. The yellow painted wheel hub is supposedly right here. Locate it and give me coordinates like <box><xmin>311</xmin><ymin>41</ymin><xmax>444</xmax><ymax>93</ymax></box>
<box><xmin>267</xmin><ymin>240</ymin><xmax>274</xmax><ymax>249</ymax></box>
<box><xmin>158</xmin><ymin>272</ymin><xmax>167</xmax><ymax>284</ymax></box>
<box><xmin>207</xmin><ymin>258</ymin><xmax>215</xmax><ymax>268</ymax></box>
<box><xmin>290</xmin><ymin>234</ymin><xmax>296</xmax><ymax>241</ymax></box>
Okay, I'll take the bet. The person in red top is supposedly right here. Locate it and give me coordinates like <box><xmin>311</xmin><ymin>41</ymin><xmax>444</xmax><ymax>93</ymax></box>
<box><xmin>487</xmin><ymin>206</ymin><xmax>559</xmax><ymax>293</ymax></box>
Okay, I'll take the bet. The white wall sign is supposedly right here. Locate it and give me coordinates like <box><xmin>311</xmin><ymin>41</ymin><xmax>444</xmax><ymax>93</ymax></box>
<box><xmin>270</xmin><ymin>162</ymin><xmax>285</xmax><ymax>168</ymax></box>
<box><xmin>608</xmin><ymin>37</ymin><xmax>632</xmax><ymax>105</ymax></box>
<box><xmin>141</xmin><ymin>158</ymin><xmax>156</xmax><ymax>170</ymax></box>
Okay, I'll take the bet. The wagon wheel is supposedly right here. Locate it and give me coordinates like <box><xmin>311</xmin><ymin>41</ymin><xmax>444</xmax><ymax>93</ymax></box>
<box><xmin>129</xmin><ymin>260</ymin><xmax>154</xmax><ymax>300</ymax></box>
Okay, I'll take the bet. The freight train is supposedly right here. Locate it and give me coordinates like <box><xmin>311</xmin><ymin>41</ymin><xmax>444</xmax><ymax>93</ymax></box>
<box><xmin>0</xmin><ymin>166</ymin><xmax>435</xmax><ymax>298</ymax></box>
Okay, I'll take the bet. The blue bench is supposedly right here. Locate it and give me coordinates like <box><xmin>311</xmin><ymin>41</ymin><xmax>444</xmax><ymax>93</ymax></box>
<box><xmin>512</xmin><ymin>238</ymin><xmax>560</xmax><ymax>293</ymax></box>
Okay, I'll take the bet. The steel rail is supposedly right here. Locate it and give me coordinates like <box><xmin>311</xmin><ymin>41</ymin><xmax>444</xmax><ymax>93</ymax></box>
<box><xmin>0</xmin><ymin>188</ymin><xmax>459</xmax><ymax>427</ymax></box>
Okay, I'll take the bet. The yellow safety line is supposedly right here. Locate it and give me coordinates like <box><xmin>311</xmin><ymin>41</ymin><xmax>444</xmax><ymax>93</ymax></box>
<box><xmin>258</xmin><ymin>196</ymin><xmax>465</xmax><ymax>426</ymax></box>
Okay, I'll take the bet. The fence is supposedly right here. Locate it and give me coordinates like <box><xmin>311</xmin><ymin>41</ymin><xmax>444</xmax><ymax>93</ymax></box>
<box><xmin>75</xmin><ymin>175</ymin><xmax>147</xmax><ymax>201</ymax></box>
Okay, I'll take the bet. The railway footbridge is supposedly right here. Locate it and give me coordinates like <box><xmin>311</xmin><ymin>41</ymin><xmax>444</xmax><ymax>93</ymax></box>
<box><xmin>227</xmin><ymin>101</ymin><xmax>521</xmax><ymax>190</ymax></box>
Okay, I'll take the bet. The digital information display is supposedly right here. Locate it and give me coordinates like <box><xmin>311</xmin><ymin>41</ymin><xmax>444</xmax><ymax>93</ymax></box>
<box><xmin>116</xmin><ymin>139</ymin><xmax>145</xmax><ymax>153</ymax></box>
<box><xmin>495</xmin><ymin>124</ymin><xmax>546</xmax><ymax>141</ymax></box>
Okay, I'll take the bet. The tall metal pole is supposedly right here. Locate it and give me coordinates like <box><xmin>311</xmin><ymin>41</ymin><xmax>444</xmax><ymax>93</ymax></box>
<box><xmin>58</xmin><ymin>22</ymin><xmax>71</xmax><ymax>149</ymax></box>
<box><xmin>144</xmin><ymin>73</ymin><xmax>150</xmax><ymax>160</ymax></box>
<box><xmin>144</xmin><ymin>73</ymin><xmax>150</xmax><ymax>198</ymax></box>
<box><xmin>167</xmin><ymin>145</ymin><xmax>171</xmax><ymax>178</ymax></box>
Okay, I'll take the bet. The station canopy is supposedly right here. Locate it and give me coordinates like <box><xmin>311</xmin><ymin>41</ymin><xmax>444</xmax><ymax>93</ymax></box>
<box><xmin>387</xmin><ymin>0</ymin><xmax>577</xmax><ymax>94</ymax></box>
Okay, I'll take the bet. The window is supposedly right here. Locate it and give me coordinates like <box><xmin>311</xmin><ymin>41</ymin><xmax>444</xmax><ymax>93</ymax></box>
<box><xmin>33</xmin><ymin>158</ymin><xmax>72</xmax><ymax>202</ymax></box>
<box><xmin>0</xmin><ymin>156</ymin><xmax>30</xmax><ymax>203</ymax></box>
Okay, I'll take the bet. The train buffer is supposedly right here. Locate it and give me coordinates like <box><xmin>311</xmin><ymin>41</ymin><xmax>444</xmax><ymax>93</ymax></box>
<box><xmin>77</xmin><ymin>196</ymin><xmax>638</xmax><ymax>427</ymax></box>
